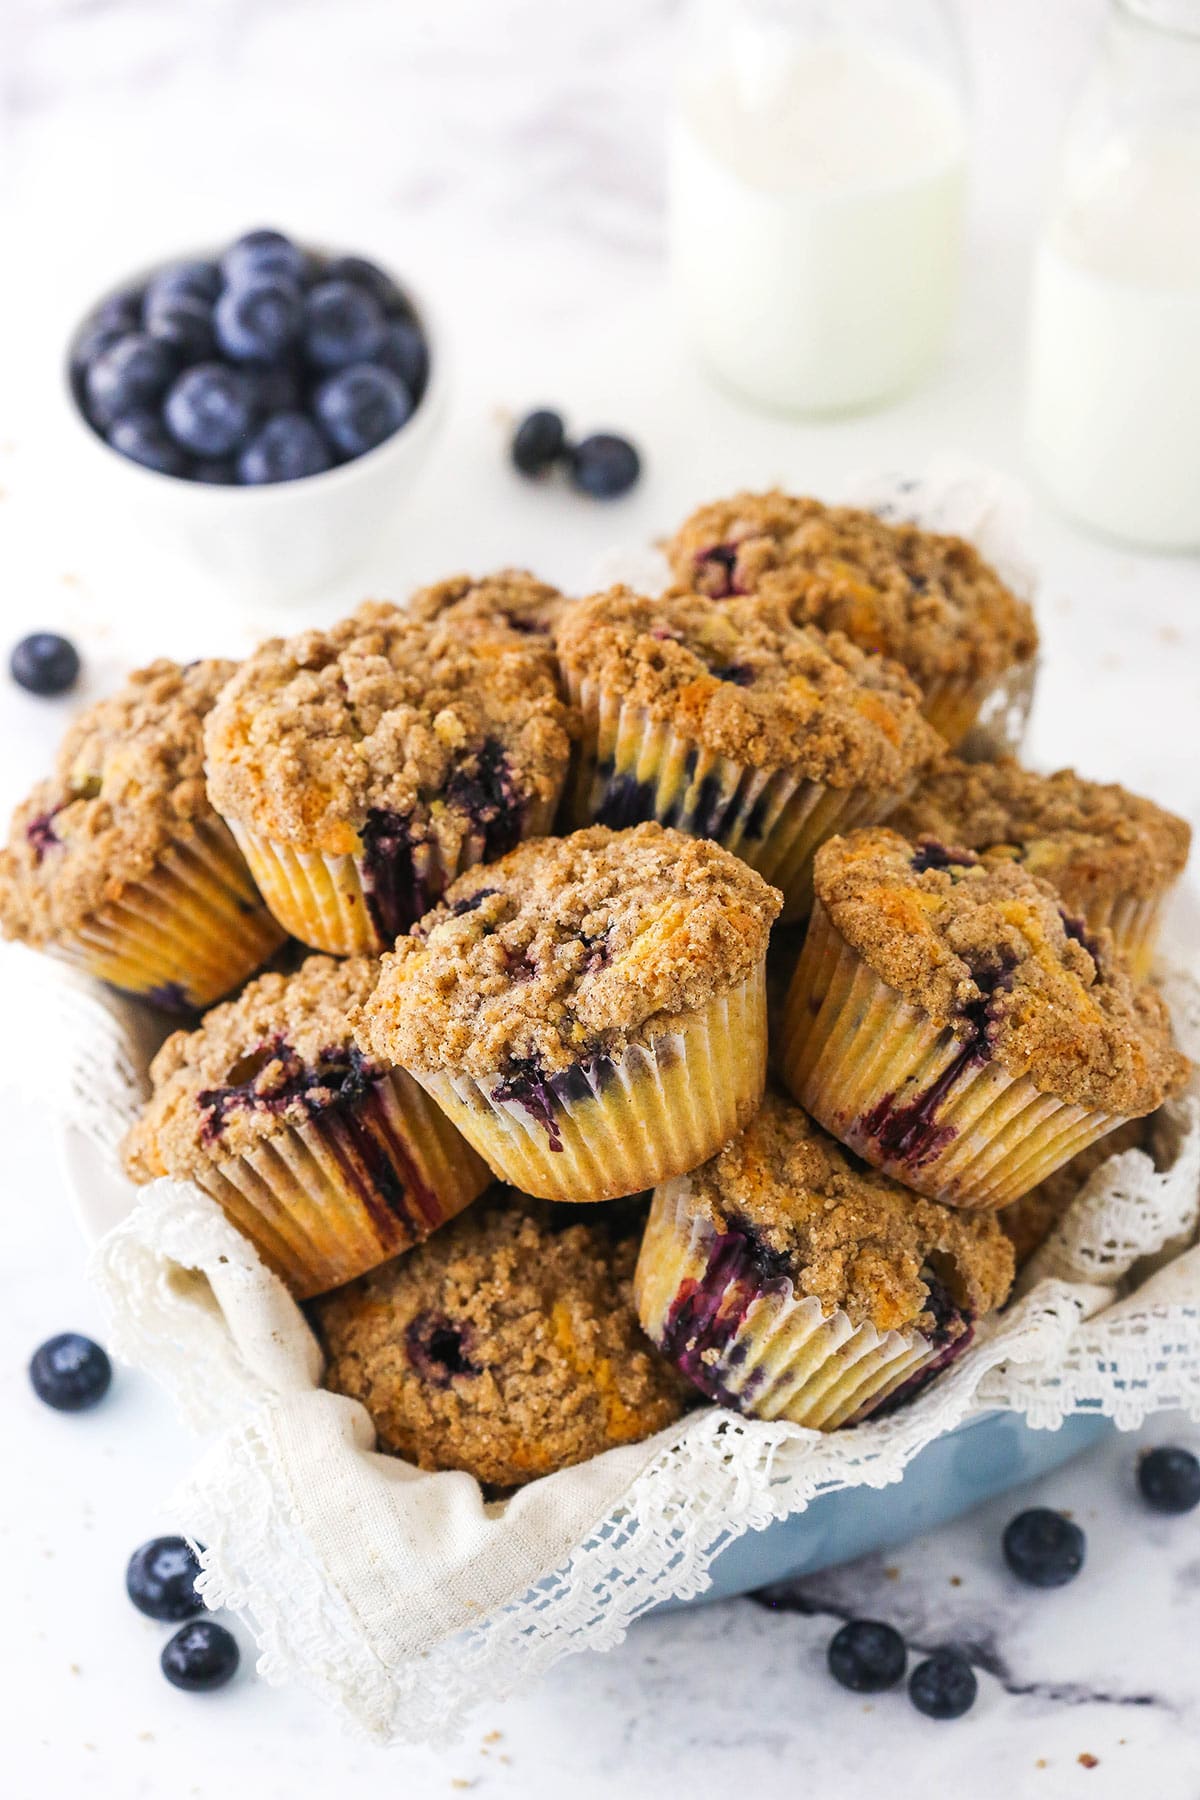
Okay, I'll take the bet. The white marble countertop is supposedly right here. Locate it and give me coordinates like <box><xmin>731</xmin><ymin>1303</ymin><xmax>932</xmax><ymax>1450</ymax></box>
<box><xmin>2</xmin><ymin>0</ymin><xmax>1200</xmax><ymax>1793</ymax></box>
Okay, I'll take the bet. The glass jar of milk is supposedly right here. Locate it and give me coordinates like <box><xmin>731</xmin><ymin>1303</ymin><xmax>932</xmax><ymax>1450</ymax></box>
<box><xmin>668</xmin><ymin>0</ymin><xmax>969</xmax><ymax>415</ymax></box>
<box><xmin>1027</xmin><ymin>0</ymin><xmax>1200</xmax><ymax>550</ymax></box>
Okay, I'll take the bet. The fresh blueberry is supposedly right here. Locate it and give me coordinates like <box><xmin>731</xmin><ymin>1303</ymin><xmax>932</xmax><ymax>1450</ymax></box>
<box><xmin>314</xmin><ymin>363</ymin><xmax>412</xmax><ymax>458</ymax></box>
<box><xmin>145</xmin><ymin>260</ymin><xmax>222</xmax><ymax>308</ymax></box>
<box><xmin>237</xmin><ymin>412</ymin><xmax>332</xmax><ymax>484</ymax></box>
<box><xmin>248</xmin><ymin>361</ymin><xmax>302</xmax><ymax>415</ymax></box>
<box><xmin>827</xmin><ymin>1620</ymin><xmax>907</xmax><ymax>1693</ymax></box>
<box><xmin>908</xmin><ymin>1649</ymin><xmax>977</xmax><ymax>1720</ymax></box>
<box><xmin>107</xmin><ymin>411</ymin><xmax>190</xmax><ymax>477</ymax></box>
<box><xmin>70</xmin><ymin>322</ymin><xmax>124</xmax><ymax>390</ymax></box>
<box><xmin>192</xmin><ymin>459</ymin><xmax>238</xmax><ymax>485</ymax></box>
<box><xmin>126</xmin><ymin>1536</ymin><xmax>205</xmax><ymax>1621</ymax></box>
<box><xmin>144</xmin><ymin>295</ymin><xmax>215</xmax><ymax>363</ymax></box>
<box><xmin>11</xmin><ymin>633</ymin><xmax>81</xmax><ymax>697</ymax></box>
<box><xmin>84</xmin><ymin>334</ymin><xmax>176</xmax><ymax>428</ymax></box>
<box><xmin>375</xmin><ymin>318</ymin><xmax>428</xmax><ymax>397</ymax></box>
<box><xmin>215</xmin><ymin>277</ymin><xmax>303</xmax><ymax>364</ymax></box>
<box><xmin>221</xmin><ymin>228</ymin><xmax>308</xmax><ymax>288</ymax></box>
<box><xmin>569</xmin><ymin>431</ymin><xmax>641</xmax><ymax>499</ymax></box>
<box><xmin>29</xmin><ymin>1333</ymin><xmax>111</xmax><ymax>1411</ymax></box>
<box><xmin>1002</xmin><ymin>1507</ymin><xmax>1086</xmax><ymax>1588</ymax></box>
<box><xmin>1138</xmin><ymin>1446</ymin><xmax>1200</xmax><ymax>1514</ymax></box>
<box><xmin>302</xmin><ymin>279</ymin><xmax>387</xmax><ymax>371</ymax></box>
<box><xmin>511</xmin><ymin>408</ymin><xmax>566</xmax><ymax>477</ymax></box>
<box><xmin>323</xmin><ymin>254</ymin><xmax>407</xmax><ymax>313</ymax></box>
<box><xmin>164</xmin><ymin>364</ymin><xmax>257</xmax><ymax>458</ymax></box>
<box><xmin>90</xmin><ymin>289</ymin><xmax>144</xmax><ymax>334</ymax></box>
<box><xmin>160</xmin><ymin>1618</ymin><xmax>239</xmax><ymax>1692</ymax></box>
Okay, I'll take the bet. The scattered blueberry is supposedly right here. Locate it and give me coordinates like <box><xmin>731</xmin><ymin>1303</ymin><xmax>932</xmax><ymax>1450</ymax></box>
<box><xmin>511</xmin><ymin>408</ymin><xmax>566</xmax><ymax>477</ymax></box>
<box><xmin>1002</xmin><ymin>1507</ymin><xmax>1086</xmax><ymax>1588</ymax></box>
<box><xmin>144</xmin><ymin>294</ymin><xmax>215</xmax><ymax>363</ymax></box>
<box><xmin>827</xmin><ymin>1619</ymin><xmax>907</xmax><ymax>1693</ymax></box>
<box><xmin>192</xmin><ymin>458</ymin><xmax>238</xmax><ymax>485</ymax></box>
<box><xmin>28</xmin><ymin>1332</ymin><xmax>111</xmax><ymax>1411</ymax></box>
<box><xmin>314</xmin><ymin>363</ymin><xmax>412</xmax><ymax>457</ymax></box>
<box><xmin>376</xmin><ymin>317</ymin><xmax>429</xmax><ymax>397</ymax></box>
<box><xmin>569</xmin><ymin>431</ymin><xmax>641</xmax><ymax>499</ymax></box>
<box><xmin>145</xmin><ymin>260</ymin><xmax>222</xmax><ymax>308</ymax></box>
<box><xmin>11</xmin><ymin>632</ymin><xmax>81</xmax><ymax>697</ymax></box>
<box><xmin>107</xmin><ymin>411</ymin><xmax>190</xmax><ymax>476</ymax></box>
<box><xmin>164</xmin><ymin>364</ymin><xmax>256</xmax><ymax>458</ymax></box>
<box><xmin>303</xmin><ymin>279</ymin><xmax>387</xmax><ymax>371</ymax></box>
<box><xmin>238</xmin><ymin>412</ymin><xmax>332</xmax><ymax>484</ymax></box>
<box><xmin>221</xmin><ymin>228</ymin><xmax>308</xmax><ymax>289</ymax></box>
<box><xmin>127</xmin><ymin>1536</ymin><xmax>205</xmax><ymax>1622</ymax></box>
<box><xmin>215</xmin><ymin>277</ymin><xmax>303</xmax><ymax>364</ymax></box>
<box><xmin>1138</xmin><ymin>1446</ymin><xmax>1200</xmax><ymax>1514</ymax></box>
<box><xmin>324</xmin><ymin>254</ymin><xmax>406</xmax><ymax>313</ymax></box>
<box><xmin>908</xmin><ymin>1649</ymin><xmax>977</xmax><ymax>1720</ymax></box>
<box><xmin>84</xmin><ymin>334</ymin><xmax>176</xmax><ymax>428</ymax></box>
<box><xmin>160</xmin><ymin>1618</ymin><xmax>240</xmax><ymax>1693</ymax></box>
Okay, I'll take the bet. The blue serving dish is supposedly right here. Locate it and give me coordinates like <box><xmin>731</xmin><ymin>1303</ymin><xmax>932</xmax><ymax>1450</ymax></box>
<box><xmin>662</xmin><ymin>1409</ymin><xmax>1112</xmax><ymax>1609</ymax></box>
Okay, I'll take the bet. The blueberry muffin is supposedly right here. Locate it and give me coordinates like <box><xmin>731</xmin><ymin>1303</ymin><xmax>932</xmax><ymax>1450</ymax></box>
<box><xmin>663</xmin><ymin>492</ymin><xmax>1038</xmax><ymax>750</ymax></box>
<box><xmin>357</xmin><ymin>822</ymin><xmax>781</xmax><ymax>1202</ymax></box>
<box><xmin>0</xmin><ymin>658</ymin><xmax>282</xmax><ymax>1010</ymax></box>
<box><xmin>556</xmin><ymin>587</ymin><xmax>939</xmax><ymax>921</ymax></box>
<box><xmin>313</xmin><ymin>1190</ymin><xmax>690</xmax><ymax>1486</ymax></box>
<box><xmin>204</xmin><ymin>599</ymin><xmax>574</xmax><ymax>955</ymax></box>
<box><xmin>781</xmin><ymin>829</ymin><xmax>1188</xmax><ymax>1209</ymax></box>
<box><xmin>891</xmin><ymin>756</ymin><xmax>1191</xmax><ymax>979</ymax></box>
<box><xmin>636</xmin><ymin>1091</ymin><xmax>1014</xmax><ymax>1429</ymax></box>
<box><xmin>999</xmin><ymin>1117</ymin><xmax>1150</xmax><ymax>1265</ymax></box>
<box><xmin>123</xmin><ymin>953</ymin><xmax>489</xmax><ymax>1297</ymax></box>
<box><xmin>406</xmin><ymin>569</ymin><xmax>570</xmax><ymax>641</ymax></box>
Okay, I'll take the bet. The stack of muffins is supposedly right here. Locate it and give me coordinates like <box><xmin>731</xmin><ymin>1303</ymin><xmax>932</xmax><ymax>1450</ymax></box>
<box><xmin>3</xmin><ymin>496</ymin><xmax>1191</xmax><ymax>1492</ymax></box>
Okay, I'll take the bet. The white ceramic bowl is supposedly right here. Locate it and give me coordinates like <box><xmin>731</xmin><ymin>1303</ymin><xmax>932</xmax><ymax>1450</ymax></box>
<box><xmin>63</xmin><ymin>250</ymin><xmax>445</xmax><ymax>602</ymax></box>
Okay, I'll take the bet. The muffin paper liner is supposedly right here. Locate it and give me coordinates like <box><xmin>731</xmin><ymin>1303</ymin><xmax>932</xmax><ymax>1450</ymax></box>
<box><xmin>1082</xmin><ymin>887</ymin><xmax>1170</xmax><ymax>983</ymax></box>
<box><xmin>196</xmin><ymin>1066</ymin><xmax>490</xmax><ymax>1298</ymax></box>
<box><xmin>561</xmin><ymin>680</ymin><xmax>899</xmax><ymax>922</ymax></box>
<box><xmin>406</xmin><ymin>961</ymin><xmax>769</xmax><ymax>1203</ymax></box>
<box><xmin>51</xmin><ymin>816</ymin><xmax>284</xmax><ymax>1011</ymax></box>
<box><xmin>227</xmin><ymin>790</ymin><xmax>562</xmax><ymax>957</ymax></box>
<box><xmin>780</xmin><ymin>902</ymin><xmax>1127</xmax><ymax>1210</ymax></box>
<box><xmin>926</xmin><ymin>657</ymin><xmax>1037</xmax><ymax>760</ymax></box>
<box><xmin>634</xmin><ymin>1177</ymin><xmax>950</xmax><ymax>1429</ymax></box>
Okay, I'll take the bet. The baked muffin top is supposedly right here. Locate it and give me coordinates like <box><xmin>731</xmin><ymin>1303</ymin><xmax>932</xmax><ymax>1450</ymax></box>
<box><xmin>358</xmin><ymin>822</ymin><xmax>781</xmax><ymax>1079</ymax></box>
<box><xmin>664</xmin><ymin>491</ymin><xmax>1038</xmax><ymax>689</ymax></box>
<box><xmin>682</xmin><ymin>1091</ymin><xmax>1014</xmax><ymax>1336</ymax></box>
<box><xmin>999</xmin><ymin>1118</ymin><xmax>1150</xmax><ymax>1265</ymax></box>
<box><xmin>406</xmin><ymin>569</ymin><xmax>570</xmax><ymax>641</ymax></box>
<box><xmin>813</xmin><ymin>828</ymin><xmax>1189</xmax><ymax>1115</ymax></box>
<box><xmin>124</xmin><ymin>953</ymin><xmax>382</xmax><ymax>1178</ymax></box>
<box><xmin>313</xmin><ymin>1192</ymin><xmax>689</xmax><ymax>1487</ymax></box>
<box><xmin>0</xmin><ymin>658</ymin><xmax>236</xmax><ymax>946</ymax></box>
<box><xmin>204</xmin><ymin>599</ymin><xmax>573</xmax><ymax>855</ymax></box>
<box><xmin>891</xmin><ymin>756</ymin><xmax>1191</xmax><ymax>904</ymax></box>
<box><xmin>557</xmin><ymin>588</ymin><xmax>939</xmax><ymax>790</ymax></box>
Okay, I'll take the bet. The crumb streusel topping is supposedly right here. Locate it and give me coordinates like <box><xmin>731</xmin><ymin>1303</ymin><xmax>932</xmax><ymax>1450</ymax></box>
<box><xmin>124</xmin><ymin>954</ymin><xmax>382</xmax><ymax>1178</ymax></box>
<box><xmin>313</xmin><ymin>1192</ymin><xmax>689</xmax><ymax>1486</ymax></box>
<box><xmin>557</xmin><ymin>587</ymin><xmax>940</xmax><ymax>789</ymax></box>
<box><xmin>891</xmin><ymin>756</ymin><xmax>1191</xmax><ymax>903</ymax></box>
<box><xmin>405</xmin><ymin>569</ymin><xmax>571</xmax><ymax>640</ymax></box>
<box><xmin>813</xmin><ymin>828</ymin><xmax>1189</xmax><ymax>1115</ymax></box>
<box><xmin>0</xmin><ymin>658</ymin><xmax>237</xmax><ymax>945</ymax></box>
<box><xmin>664</xmin><ymin>491</ymin><xmax>1038</xmax><ymax>688</ymax></box>
<box><xmin>684</xmin><ymin>1091</ymin><xmax>1014</xmax><ymax>1334</ymax></box>
<box><xmin>204</xmin><ymin>599</ymin><xmax>573</xmax><ymax>853</ymax></box>
<box><xmin>358</xmin><ymin>823</ymin><xmax>781</xmax><ymax>1079</ymax></box>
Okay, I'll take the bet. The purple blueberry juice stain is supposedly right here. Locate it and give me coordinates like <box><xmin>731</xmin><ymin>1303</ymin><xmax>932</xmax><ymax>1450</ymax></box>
<box><xmin>405</xmin><ymin>1312</ymin><xmax>479</xmax><ymax>1386</ymax></box>
<box><xmin>359</xmin><ymin>808</ymin><xmax>429</xmax><ymax>944</ymax></box>
<box><xmin>450</xmin><ymin>887</ymin><xmax>498</xmax><ymax>917</ymax></box>
<box><xmin>593</xmin><ymin>766</ymin><xmax>660</xmax><ymax>831</ymax></box>
<box><xmin>909</xmin><ymin>839</ymin><xmax>979</xmax><ymax>875</ymax></box>
<box><xmin>445</xmin><ymin>738</ymin><xmax>524</xmax><ymax>861</ymax></box>
<box><xmin>1059</xmin><ymin>908</ymin><xmax>1103</xmax><ymax>967</ymax></box>
<box><xmin>198</xmin><ymin>1036</ymin><xmax>378</xmax><ymax>1144</ymax></box>
<box><xmin>492</xmin><ymin>1051</ymin><xmax>616</xmax><ymax>1152</ymax></box>
<box><xmin>25</xmin><ymin>809</ymin><xmax>63</xmax><ymax>862</ymax></box>
<box><xmin>658</xmin><ymin>1220</ymin><xmax>794</xmax><ymax>1411</ymax></box>
<box><xmin>708</xmin><ymin>663</ymin><xmax>756</xmax><ymax>686</ymax></box>
<box><xmin>143</xmin><ymin>981</ymin><xmax>194</xmax><ymax>1014</ymax></box>
<box><xmin>692</xmin><ymin>543</ymin><xmax>743</xmax><ymax>598</ymax></box>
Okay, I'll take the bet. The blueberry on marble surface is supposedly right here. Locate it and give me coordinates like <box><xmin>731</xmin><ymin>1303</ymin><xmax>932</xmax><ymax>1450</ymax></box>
<box><xmin>569</xmin><ymin>431</ymin><xmax>641</xmax><ymax>499</ymax></box>
<box><xmin>11</xmin><ymin>632</ymin><xmax>81</xmax><ymax>697</ymax></box>
<box><xmin>511</xmin><ymin>408</ymin><xmax>566</xmax><ymax>476</ymax></box>
<box><xmin>1138</xmin><ymin>1445</ymin><xmax>1200</xmax><ymax>1514</ymax></box>
<box><xmin>908</xmin><ymin>1649</ymin><xmax>977</xmax><ymax>1720</ymax></box>
<box><xmin>28</xmin><ymin>1333</ymin><xmax>112</xmax><ymax>1411</ymax></box>
<box><xmin>1002</xmin><ymin>1506</ymin><xmax>1086</xmax><ymax>1588</ymax></box>
<box><xmin>163</xmin><ymin>364</ymin><xmax>256</xmax><ymax>459</ymax></box>
<box><xmin>160</xmin><ymin>1618</ymin><xmax>240</xmax><ymax>1692</ymax></box>
<box><xmin>237</xmin><ymin>412</ymin><xmax>332</xmax><ymax>484</ymax></box>
<box><xmin>314</xmin><ymin>363</ymin><xmax>413</xmax><ymax>457</ymax></box>
<box><xmin>127</xmin><ymin>1537</ymin><xmax>206</xmax><ymax>1622</ymax></box>
<box><xmin>827</xmin><ymin>1619</ymin><xmax>907</xmax><ymax>1693</ymax></box>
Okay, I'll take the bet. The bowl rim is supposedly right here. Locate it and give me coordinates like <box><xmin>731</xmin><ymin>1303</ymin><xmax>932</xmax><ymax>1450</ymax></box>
<box><xmin>63</xmin><ymin>242</ymin><xmax>444</xmax><ymax>503</ymax></box>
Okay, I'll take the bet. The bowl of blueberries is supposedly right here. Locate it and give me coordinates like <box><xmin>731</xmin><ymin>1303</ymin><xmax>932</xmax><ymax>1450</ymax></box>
<box><xmin>66</xmin><ymin>227</ymin><xmax>441</xmax><ymax>597</ymax></box>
